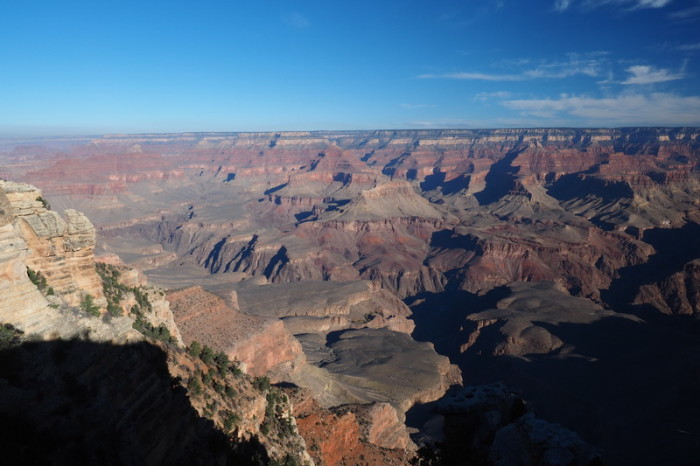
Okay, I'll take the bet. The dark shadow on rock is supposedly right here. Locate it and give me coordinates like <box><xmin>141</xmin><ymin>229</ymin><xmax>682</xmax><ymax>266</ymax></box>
<box><xmin>0</xmin><ymin>339</ymin><xmax>268</xmax><ymax>466</ymax></box>
<box><xmin>263</xmin><ymin>246</ymin><xmax>289</xmax><ymax>279</ymax></box>
<box><xmin>407</xmin><ymin>287</ymin><xmax>510</xmax><ymax>361</ymax></box>
<box><xmin>456</xmin><ymin>315</ymin><xmax>700</xmax><ymax>466</ymax></box>
<box><xmin>547</xmin><ymin>173</ymin><xmax>634</xmax><ymax>204</ymax></box>
<box><xmin>602</xmin><ymin>221</ymin><xmax>700</xmax><ymax>312</ymax></box>
<box><xmin>473</xmin><ymin>147</ymin><xmax>525</xmax><ymax>205</ymax></box>
<box><xmin>263</xmin><ymin>183</ymin><xmax>287</xmax><ymax>195</ymax></box>
<box><xmin>420</xmin><ymin>169</ymin><xmax>471</xmax><ymax>195</ymax></box>
<box><xmin>428</xmin><ymin>230</ymin><xmax>480</xmax><ymax>251</ymax></box>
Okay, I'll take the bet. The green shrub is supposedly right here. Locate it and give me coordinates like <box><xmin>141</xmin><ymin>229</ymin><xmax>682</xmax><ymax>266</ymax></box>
<box><xmin>80</xmin><ymin>294</ymin><xmax>100</xmax><ymax>317</ymax></box>
<box><xmin>253</xmin><ymin>376</ymin><xmax>271</xmax><ymax>392</ymax></box>
<box><xmin>221</xmin><ymin>411</ymin><xmax>240</xmax><ymax>431</ymax></box>
<box><xmin>200</xmin><ymin>345</ymin><xmax>215</xmax><ymax>365</ymax></box>
<box><xmin>107</xmin><ymin>301</ymin><xmax>121</xmax><ymax>317</ymax></box>
<box><xmin>35</xmin><ymin>196</ymin><xmax>50</xmax><ymax>209</ymax></box>
<box><xmin>0</xmin><ymin>324</ymin><xmax>22</xmax><ymax>350</ymax></box>
<box><xmin>132</xmin><ymin>317</ymin><xmax>173</xmax><ymax>343</ymax></box>
<box><xmin>188</xmin><ymin>341</ymin><xmax>202</xmax><ymax>358</ymax></box>
<box><xmin>187</xmin><ymin>376</ymin><xmax>203</xmax><ymax>396</ymax></box>
<box><xmin>26</xmin><ymin>267</ymin><xmax>50</xmax><ymax>293</ymax></box>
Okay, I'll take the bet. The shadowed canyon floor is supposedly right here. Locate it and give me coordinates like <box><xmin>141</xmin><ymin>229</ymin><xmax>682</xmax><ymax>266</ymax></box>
<box><xmin>3</xmin><ymin>128</ymin><xmax>700</xmax><ymax>464</ymax></box>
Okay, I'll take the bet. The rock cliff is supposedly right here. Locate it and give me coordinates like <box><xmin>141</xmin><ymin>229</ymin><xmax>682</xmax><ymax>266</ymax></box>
<box><xmin>1</xmin><ymin>180</ymin><xmax>104</xmax><ymax>308</ymax></box>
<box><xmin>0</xmin><ymin>181</ymin><xmax>313</xmax><ymax>465</ymax></box>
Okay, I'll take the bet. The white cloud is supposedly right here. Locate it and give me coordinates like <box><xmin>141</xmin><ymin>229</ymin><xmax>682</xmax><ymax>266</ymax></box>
<box><xmin>502</xmin><ymin>93</ymin><xmax>700</xmax><ymax>125</ymax></box>
<box><xmin>555</xmin><ymin>0</ymin><xmax>672</xmax><ymax>11</ymax></box>
<box><xmin>418</xmin><ymin>72</ymin><xmax>522</xmax><ymax>81</ymax></box>
<box><xmin>677</xmin><ymin>42</ymin><xmax>700</xmax><ymax>51</ymax></box>
<box><xmin>668</xmin><ymin>5</ymin><xmax>700</xmax><ymax>20</ymax></box>
<box><xmin>419</xmin><ymin>54</ymin><xmax>605</xmax><ymax>81</ymax></box>
<box><xmin>622</xmin><ymin>65</ymin><xmax>685</xmax><ymax>84</ymax></box>
<box><xmin>283</xmin><ymin>12</ymin><xmax>310</xmax><ymax>29</ymax></box>
<box><xmin>554</xmin><ymin>0</ymin><xmax>572</xmax><ymax>11</ymax></box>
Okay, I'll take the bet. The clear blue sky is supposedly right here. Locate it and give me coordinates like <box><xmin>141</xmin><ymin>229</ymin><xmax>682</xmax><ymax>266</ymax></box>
<box><xmin>1</xmin><ymin>0</ymin><xmax>699</xmax><ymax>134</ymax></box>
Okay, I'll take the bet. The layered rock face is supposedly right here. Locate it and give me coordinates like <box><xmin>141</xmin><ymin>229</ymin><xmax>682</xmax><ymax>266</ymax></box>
<box><xmin>6</xmin><ymin>128</ymin><xmax>697</xmax><ymax>304</ymax></box>
<box><xmin>167</xmin><ymin>286</ymin><xmax>306</xmax><ymax>378</ymax></box>
<box><xmin>1</xmin><ymin>180</ymin><xmax>104</xmax><ymax>308</ymax></box>
<box><xmin>168</xmin><ymin>284</ymin><xmax>457</xmax><ymax>422</ymax></box>
<box><xmin>291</xmin><ymin>390</ymin><xmax>416</xmax><ymax>466</ymax></box>
<box><xmin>0</xmin><ymin>182</ymin><xmax>138</xmax><ymax>342</ymax></box>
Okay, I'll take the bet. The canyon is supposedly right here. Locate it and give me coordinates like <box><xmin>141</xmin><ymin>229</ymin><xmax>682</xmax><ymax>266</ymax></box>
<box><xmin>2</xmin><ymin>127</ymin><xmax>700</xmax><ymax>465</ymax></box>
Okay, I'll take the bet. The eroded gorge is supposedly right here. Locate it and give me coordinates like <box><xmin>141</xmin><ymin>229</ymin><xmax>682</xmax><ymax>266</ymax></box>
<box><xmin>2</xmin><ymin>127</ymin><xmax>700</xmax><ymax>465</ymax></box>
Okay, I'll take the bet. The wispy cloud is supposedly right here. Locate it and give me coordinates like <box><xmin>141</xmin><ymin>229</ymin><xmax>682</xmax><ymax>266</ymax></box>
<box><xmin>622</xmin><ymin>65</ymin><xmax>685</xmax><ymax>84</ymax></box>
<box><xmin>283</xmin><ymin>12</ymin><xmax>310</xmax><ymax>29</ymax></box>
<box><xmin>419</xmin><ymin>54</ymin><xmax>605</xmax><ymax>81</ymax></box>
<box><xmin>419</xmin><ymin>72</ymin><xmax>521</xmax><ymax>81</ymax></box>
<box><xmin>502</xmin><ymin>92</ymin><xmax>700</xmax><ymax>125</ymax></box>
<box><xmin>677</xmin><ymin>42</ymin><xmax>700</xmax><ymax>51</ymax></box>
<box><xmin>401</xmin><ymin>103</ymin><xmax>437</xmax><ymax>109</ymax></box>
<box><xmin>668</xmin><ymin>4</ymin><xmax>700</xmax><ymax>20</ymax></box>
<box><xmin>554</xmin><ymin>0</ymin><xmax>572</xmax><ymax>12</ymax></box>
<box><xmin>555</xmin><ymin>0</ymin><xmax>672</xmax><ymax>11</ymax></box>
<box><xmin>474</xmin><ymin>91</ymin><xmax>513</xmax><ymax>101</ymax></box>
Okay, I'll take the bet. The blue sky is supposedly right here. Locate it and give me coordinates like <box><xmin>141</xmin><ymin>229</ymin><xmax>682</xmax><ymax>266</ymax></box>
<box><xmin>1</xmin><ymin>0</ymin><xmax>699</xmax><ymax>134</ymax></box>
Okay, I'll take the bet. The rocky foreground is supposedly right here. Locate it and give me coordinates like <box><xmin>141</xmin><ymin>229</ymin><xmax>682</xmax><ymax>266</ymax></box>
<box><xmin>2</xmin><ymin>128</ymin><xmax>700</xmax><ymax>464</ymax></box>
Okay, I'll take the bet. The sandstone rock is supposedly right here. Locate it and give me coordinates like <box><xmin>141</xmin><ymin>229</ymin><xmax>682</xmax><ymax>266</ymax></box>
<box><xmin>291</xmin><ymin>328</ymin><xmax>461</xmax><ymax>413</ymax></box>
<box><xmin>290</xmin><ymin>389</ymin><xmax>415</xmax><ymax>465</ymax></box>
<box><xmin>465</xmin><ymin>281</ymin><xmax>640</xmax><ymax>357</ymax></box>
<box><xmin>236</xmin><ymin>279</ymin><xmax>415</xmax><ymax>335</ymax></box>
<box><xmin>0</xmin><ymin>181</ymin><xmax>105</xmax><ymax>308</ymax></box>
<box><xmin>167</xmin><ymin>286</ymin><xmax>305</xmax><ymax>378</ymax></box>
<box><xmin>365</xmin><ymin>402</ymin><xmax>415</xmax><ymax>450</ymax></box>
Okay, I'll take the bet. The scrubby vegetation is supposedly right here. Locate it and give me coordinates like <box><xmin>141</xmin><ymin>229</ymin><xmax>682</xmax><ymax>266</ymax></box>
<box><xmin>0</xmin><ymin>323</ymin><xmax>23</xmax><ymax>350</ymax></box>
<box><xmin>181</xmin><ymin>345</ymin><xmax>307</xmax><ymax>465</ymax></box>
<box><xmin>26</xmin><ymin>267</ymin><xmax>54</xmax><ymax>295</ymax></box>
<box><xmin>253</xmin><ymin>375</ymin><xmax>271</xmax><ymax>392</ymax></box>
<box><xmin>93</xmin><ymin>266</ymin><xmax>307</xmax><ymax>464</ymax></box>
<box><xmin>262</xmin><ymin>388</ymin><xmax>296</xmax><ymax>439</ymax></box>
<box><xmin>80</xmin><ymin>294</ymin><xmax>100</xmax><ymax>317</ymax></box>
<box><xmin>96</xmin><ymin>262</ymin><xmax>173</xmax><ymax>342</ymax></box>
<box><xmin>35</xmin><ymin>195</ymin><xmax>49</xmax><ymax>209</ymax></box>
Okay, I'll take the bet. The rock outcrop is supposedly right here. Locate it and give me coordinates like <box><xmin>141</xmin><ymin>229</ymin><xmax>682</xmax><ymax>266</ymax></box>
<box><xmin>235</xmin><ymin>279</ymin><xmax>415</xmax><ymax>335</ymax></box>
<box><xmin>426</xmin><ymin>384</ymin><xmax>601</xmax><ymax>466</ymax></box>
<box><xmin>291</xmin><ymin>389</ymin><xmax>415</xmax><ymax>466</ymax></box>
<box><xmin>0</xmin><ymin>182</ymin><xmax>138</xmax><ymax>342</ymax></box>
<box><xmin>167</xmin><ymin>286</ymin><xmax>305</xmax><ymax>378</ymax></box>
<box><xmin>464</xmin><ymin>281</ymin><xmax>640</xmax><ymax>357</ymax></box>
<box><xmin>1</xmin><ymin>180</ymin><xmax>104</xmax><ymax>308</ymax></box>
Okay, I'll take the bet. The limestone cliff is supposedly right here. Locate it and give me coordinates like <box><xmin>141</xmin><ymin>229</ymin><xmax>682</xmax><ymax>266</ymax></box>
<box><xmin>0</xmin><ymin>184</ymin><xmax>137</xmax><ymax>342</ymax></box>
<box><xmin>1</xmin><ymin>180</ymin><xmax>104</xmax><ymax>308</ymax></box>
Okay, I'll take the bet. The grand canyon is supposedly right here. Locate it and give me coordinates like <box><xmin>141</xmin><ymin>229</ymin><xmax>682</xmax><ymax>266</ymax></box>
<box><xmin>2</xmin><ymin>127</ymin><xmax>700</xmax><ymax>465</ymax></box>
